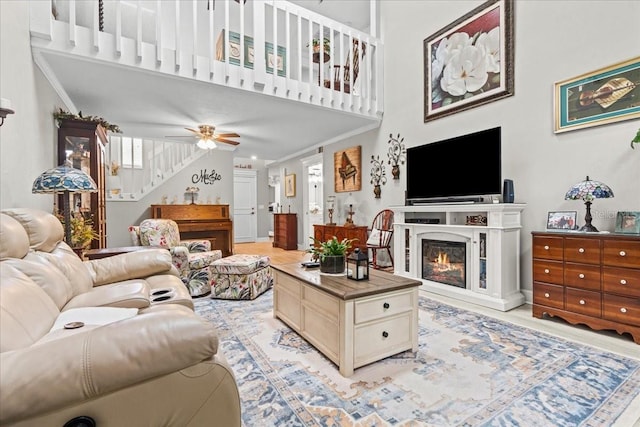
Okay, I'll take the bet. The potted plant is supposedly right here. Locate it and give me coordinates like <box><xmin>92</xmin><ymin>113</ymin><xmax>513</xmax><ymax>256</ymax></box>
<box><xmin>55</xmin><ymin>211</ymin><xmax>99</xmax><ymax>255</ymax></box>
<box><xmin>309</xmin><ymin>37</ymin><xmax>331</xmax><ymax>55</ymax></box>
<box><xmin>308</xmin><ymin>235</ymin><xmax>356</xmax><ymax>274</ymax></box>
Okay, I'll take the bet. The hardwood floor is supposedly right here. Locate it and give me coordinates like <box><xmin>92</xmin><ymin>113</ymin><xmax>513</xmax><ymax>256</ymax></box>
<box><xmin>234</xmin><ymin>240</ymin><xmax>308</xmax><ymax>266</ymax></box>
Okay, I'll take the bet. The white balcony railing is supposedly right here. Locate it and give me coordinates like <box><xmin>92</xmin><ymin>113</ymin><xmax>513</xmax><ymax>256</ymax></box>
<box><xmin>30</xmin><ymin>0</ymin><xmax>383</xmax><ymax>117</ymax></box>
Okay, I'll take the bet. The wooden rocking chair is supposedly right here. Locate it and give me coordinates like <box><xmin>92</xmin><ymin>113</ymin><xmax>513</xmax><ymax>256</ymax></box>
<box><xmin>324</xmin><ymin>39</ymin><xmax>366</xmax><ymax>94</ymax></box>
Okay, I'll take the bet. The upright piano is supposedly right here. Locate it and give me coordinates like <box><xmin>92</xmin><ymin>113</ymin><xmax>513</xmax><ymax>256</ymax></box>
<box><xmin>150</xmin><ymin>204</ymin><xmax>233</xmax><ymax>257</ymax></box>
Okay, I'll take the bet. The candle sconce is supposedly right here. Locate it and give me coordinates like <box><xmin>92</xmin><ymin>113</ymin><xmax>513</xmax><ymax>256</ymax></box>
<box><xmin>326</xmin><ymin>195</ymin><xmax>336</xmax><ymax>225</ymax></box>
<box><xmin>387</xmin><ymin>133</ymin><xmax>406</xmax><ymax>180</ymax></box>
<box><xmin>370</xmin><ymin>155</ymin><xmax>387</xmax><ymax>199</ymax></box>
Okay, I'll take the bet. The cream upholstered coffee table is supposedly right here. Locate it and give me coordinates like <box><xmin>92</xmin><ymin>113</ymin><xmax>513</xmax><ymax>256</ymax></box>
<box><xmin>272</xmin><ymin>263</ymin><xmax>421</xmax><ymax>377</ymax></box>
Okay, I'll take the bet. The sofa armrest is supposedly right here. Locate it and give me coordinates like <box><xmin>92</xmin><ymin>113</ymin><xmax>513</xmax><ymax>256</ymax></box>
<box><xmin>0</xmin><ymin>305</ymin><xmax>218</xmax><ymax>424</ymax></box>
<box><xmin>86</xmin><ymin>249</ymin><xmax>175</xmax><ymax>286</ymax></box>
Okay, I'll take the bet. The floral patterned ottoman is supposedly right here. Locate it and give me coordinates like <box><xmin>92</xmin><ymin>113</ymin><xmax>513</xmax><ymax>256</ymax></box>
<box><xmin>209</xmin><ymin>254</ymin><xmax>273</xmax><ymax>300</ymax></box>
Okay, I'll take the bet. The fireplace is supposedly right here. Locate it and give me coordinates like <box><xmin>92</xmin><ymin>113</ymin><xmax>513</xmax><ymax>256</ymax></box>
<box><xmin>422</xmin><ymin>239</ymin><xmax>466</xmax><ymax>288</ymax></box>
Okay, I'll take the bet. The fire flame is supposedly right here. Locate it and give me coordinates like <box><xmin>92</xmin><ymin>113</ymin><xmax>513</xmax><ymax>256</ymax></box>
<box><xmin>435</xmin><ymin>252</ymin><xmax>449</xmax><ymax>266</ymax></box>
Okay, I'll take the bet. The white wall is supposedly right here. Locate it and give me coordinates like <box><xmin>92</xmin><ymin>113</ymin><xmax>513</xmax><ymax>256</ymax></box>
<box><xmin>0</xmin><ymin>1</ymin><xmax>65</xmax><ymax>211</ymax></box>
<box><xmin>271</xmin><ymin>0</ymin><xmax>640</xmax><ymax>298</ymax></box>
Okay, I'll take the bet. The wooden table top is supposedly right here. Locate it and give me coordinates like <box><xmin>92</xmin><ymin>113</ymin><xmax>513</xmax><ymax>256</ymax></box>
<box><xmin>271</xmin><ymin>263</ymin><xmax>421</xmax><ymax>301</ymax></box>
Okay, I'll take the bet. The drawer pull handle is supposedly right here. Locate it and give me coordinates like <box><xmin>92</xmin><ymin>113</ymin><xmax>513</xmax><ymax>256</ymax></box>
<box><xmin>620</xmin><ymin>279</ymin><xmax>627</xmax><ymax>285</ymax></box>
<box><xmin>383</xmin><ymin>302</ymin><xmax>390</xmax><ymax>309</ymax></box>
<box><xmin>620</xmin><ymin>308</ymin><xmax>627</xmax><ymax>313</ymax></box>
<box><xmin>578</xmin><ymin>273</ymin><xmax>585</xmax><ymax>279</ymax></box>
<box><xmin>544</xmin><ymin>269</ymin><xmax>550</xmax><ymax>274</ymax></box>
<box><xmin>382</xmin><ymin>331</ymin><xmax>389</xmax><ymax>338</ymax></box>
<box><xmin>544</xmin><ymin>245</ymin><xmax>550</xmax><ymax>250</ymax></box>
<box><xmin>619</xmin><ymin>251</ymin><xmax>626</xmax><ymax>257</ymax></box>
<box><xmin>579</xmin><ymin>299</ymin><xmax>586</xmax><ymax>305</ymax></box>
<box><xmin>544</xmin><ymin>292</ymin><xmax>550</xmax><ymax>298</ymax></box>
<box><xmin>579</xmin><ymin>248</ymin><xmax>585</xmax><ymax>253</ymax></box>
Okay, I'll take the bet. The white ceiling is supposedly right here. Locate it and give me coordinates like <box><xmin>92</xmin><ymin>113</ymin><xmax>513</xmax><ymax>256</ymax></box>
<box><xmin>37</xmin><ymin>0</ymin><xmax>374</xmax><ymax>162</ymax></box>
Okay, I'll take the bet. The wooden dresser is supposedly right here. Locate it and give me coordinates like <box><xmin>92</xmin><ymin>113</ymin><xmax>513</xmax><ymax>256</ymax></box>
<box><xmin>151</xmin><ymin>204</ymin><xmax>233</xmax><ymax>257</ymax></box>
<box><xmin>532</xmin><ymin>232</ymin><xmax>640</xmax><ymax>344</ymax></box>
<box><xmin>273</xmin><ymin>213</ymin><xmax>298</xmax><ymax>250</ymax></box>
<box><xmin>313</xmin><ymin>224</ymin><xmax>368</xmax><ymax>253</ymax></box>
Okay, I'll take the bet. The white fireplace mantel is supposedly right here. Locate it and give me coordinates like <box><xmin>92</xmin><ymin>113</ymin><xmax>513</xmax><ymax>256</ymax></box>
<box><xmin>391</xmin><ymin>203</ymin><xmax>526</xmax><ymax>311</ymax></box>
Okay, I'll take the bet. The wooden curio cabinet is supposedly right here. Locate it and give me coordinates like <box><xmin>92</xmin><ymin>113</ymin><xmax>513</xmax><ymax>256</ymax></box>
<box><xmin>57</xmin><ymin>119</ymin><xmax>108</xmax><ymax>249</ymax></box>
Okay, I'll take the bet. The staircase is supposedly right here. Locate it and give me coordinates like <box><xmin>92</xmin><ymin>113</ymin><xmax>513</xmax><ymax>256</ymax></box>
<box><xmin>105</xmin><ymin>136</ymin><xmax>206</xmax><ymax>202</ymax></box>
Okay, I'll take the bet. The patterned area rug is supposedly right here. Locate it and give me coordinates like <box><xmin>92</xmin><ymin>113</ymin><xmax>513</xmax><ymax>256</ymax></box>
<box><xmin>194</xmin><ymin>290</ymin><xmax>640</xmax><ymax>426</ymax></box>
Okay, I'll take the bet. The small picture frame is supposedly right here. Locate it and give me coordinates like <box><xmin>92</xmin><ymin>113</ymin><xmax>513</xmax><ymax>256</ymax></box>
<box><xmin>615</xmin><ymin>211</ymin><xmax>640</xmax><ymax>234</ymax></box>
<box><xmin>284</xmin><ymin>173</ymin><xmax>296</xmax><ymax>197</ymax></box>
<box><xmin>546</xmin><ymin>211</ymin><xmax>577</xmax><ymax>230</ymax></box>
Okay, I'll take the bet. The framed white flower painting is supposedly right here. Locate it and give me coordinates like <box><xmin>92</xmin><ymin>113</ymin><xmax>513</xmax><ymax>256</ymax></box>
<box><xmin>423</xmin><ymin>0</ymin><xmax>514</xmax><ymax>122</ymax></box>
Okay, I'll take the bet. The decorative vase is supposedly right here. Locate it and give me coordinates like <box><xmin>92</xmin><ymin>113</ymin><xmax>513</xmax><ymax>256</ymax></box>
<box><xmin>391</xmin><ymin>164</ymin><xmax>400</xmax><ymax>180</ymax></box>
<box><xmin>107</xmin><ymin>175</ymin><xmax>121</xmax><ymax>195</ymax></box>
<box><xmin>373</xmin><ymin>184</ymin><xmax>381</xmax><ymax>199</ymax></box>
<box><xmin>320</xmin><ymin>255</ymin><xmax>345</xmax><ymax>274</ymax></box>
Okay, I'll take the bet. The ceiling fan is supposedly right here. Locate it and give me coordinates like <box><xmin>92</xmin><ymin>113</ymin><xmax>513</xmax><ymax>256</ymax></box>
<box><xmin>167</xmin><ymin>125</ymin><xmax>240</xmax><ymax>150</ymax></box>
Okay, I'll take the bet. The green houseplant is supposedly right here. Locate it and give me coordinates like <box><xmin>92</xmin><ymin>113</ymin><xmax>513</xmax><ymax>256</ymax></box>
<box><xmin>308</xmin><ymin>235</ymin><xmax>356</xmax><ymax>274</ymax></box>
<box><xmin>309</xmin><ymin>37</ymin><xmax>331</xmax><ymax>55</ymax></box>
<box><xmin>631</xmin><ymin>128</ymin><xmax>640</xmax><ymax>149</ymax></box>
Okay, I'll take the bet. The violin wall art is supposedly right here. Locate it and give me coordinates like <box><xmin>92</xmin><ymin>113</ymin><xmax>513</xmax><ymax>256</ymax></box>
<box><xmin>554</xmin><ymin>56</ymin><xmax>640</xmax><ymax>133</ymax></box>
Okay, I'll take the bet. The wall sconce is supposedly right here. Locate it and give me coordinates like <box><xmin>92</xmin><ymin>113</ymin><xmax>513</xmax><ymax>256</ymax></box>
<box><xmin>370</xmin><ymin>154</ymin><xmax>387</xmax><ymax>199</ymax></box>
<box><xmin>387</xmin><ymin>133</ymin><xmax>406</xmax><ymax>180</ymax></box>
<box><xmin>0</xmin><ymin>98</ymin><xmax>15</xmax><ymax>127</ymax></box>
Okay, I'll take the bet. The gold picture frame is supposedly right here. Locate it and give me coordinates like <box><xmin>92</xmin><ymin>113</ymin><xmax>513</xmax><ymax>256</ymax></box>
<box><xmin>334</xmin><ymin>146</ymin><xmax>362</xmax><ymax>193</ymax></box>
<box><xmin>285</xmin><ymin>173</ymin><xmax>296</xmax><ymax>197</ymax></box>
<box><xmin>554</xmin><ymin>56</ymin><xmax>640</xmax><ymax>133</ymax></box>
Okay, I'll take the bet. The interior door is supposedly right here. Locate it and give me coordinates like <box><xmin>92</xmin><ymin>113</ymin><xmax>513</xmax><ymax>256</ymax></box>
<box><xmin>302</xmin><ymin>153</ymin><xmax>323</xmax><ymax>244</ymax></box>
<box><xmin>233</xmin><ymin>169</ymin><xmax>257</xmax><ymax>243</ymax></box>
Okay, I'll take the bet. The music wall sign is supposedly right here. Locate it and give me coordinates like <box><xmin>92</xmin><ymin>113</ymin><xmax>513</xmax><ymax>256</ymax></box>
<box><xmin>192</xmin><ymin>169</ymin><xmax>222</xmax><ymax>185</ymax></box>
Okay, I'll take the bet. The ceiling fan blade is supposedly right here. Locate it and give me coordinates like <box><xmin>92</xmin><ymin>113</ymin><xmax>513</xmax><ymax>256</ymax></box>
<box><xmin>216</xmin><ymin>132</ymin><xmax>240</xmax><ymax>138</ymax></box>
<box><xmin>215</xmin><ymin>137</ymin><xmax>240</xmax><ymax>145</ymax></box>
<box><xmin>165</xmin><ymin>135</ymin><xmax>195</xmax><ymax>138</ymax></box>
<box><xmin>184</xmin><ymin>127</ymin><xmax>202</xmax><ymax>135</ymax></box>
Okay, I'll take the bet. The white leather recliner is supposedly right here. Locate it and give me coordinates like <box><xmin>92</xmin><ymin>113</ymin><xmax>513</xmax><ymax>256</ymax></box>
<box><xmin>0</xmin><ymin>208</ymin><xmax>241</xmax><ymax>427</ymax></box>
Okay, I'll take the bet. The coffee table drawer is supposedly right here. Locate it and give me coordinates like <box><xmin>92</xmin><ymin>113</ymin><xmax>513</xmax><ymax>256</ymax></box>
<box><xmin>354</xmin><ymin>312</ymin><xmax>412</xmax><ymax>367</ymax></box>
<box><xmin>355</xmin><ymin>290</ymin><xmax>413</xmax><ymax>324</ymax></box>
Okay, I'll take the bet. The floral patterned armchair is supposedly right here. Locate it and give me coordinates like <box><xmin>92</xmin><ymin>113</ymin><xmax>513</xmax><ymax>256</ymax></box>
<box><xmin>128</xmin><ymin>219</ymin><xmax>222</xmax><ymax>297</ymax></box>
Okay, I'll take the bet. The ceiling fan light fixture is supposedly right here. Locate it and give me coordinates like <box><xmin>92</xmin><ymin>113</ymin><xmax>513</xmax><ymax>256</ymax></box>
<box><xmin>197</xmin><ymin>138</ymin><xmax>217</xmax><ymax>150</ymax></box>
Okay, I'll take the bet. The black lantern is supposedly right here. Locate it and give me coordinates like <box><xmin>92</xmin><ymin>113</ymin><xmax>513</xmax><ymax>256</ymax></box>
<box><xmin>346</xmin><ymin>247</ymin><xmax>369</xmax><ymax>281</ymax></box>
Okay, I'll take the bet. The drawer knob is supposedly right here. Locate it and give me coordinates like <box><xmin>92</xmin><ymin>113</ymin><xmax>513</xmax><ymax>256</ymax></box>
<box><xmin>579</xmin><ymin>299</ymin><xmax>586</xmax><ymax>305</ymax></box>
<box><xmin>620</xmin><ymin>279</ymin><xmax>627</xmax><ymax>285</ymax></box>
<box><xmin>383</xmin><ymin>302</ymin><xmax>390</xmax><ymax>309</ymax></box>
<box><xmin>619</xmin><ymin>250</ymin><xmax>626</xmax><ymax>257</ymax></box>
<box><xmin>578</xmin><ymin>273</ymin><xmax>585</xmax><ymax>279</ymax></box>
<box><xmin>544</xmin><ymin>245</ymin><xmax>550</xmax><ymax>250</ymax></box>
<box><xmin>544</xmin><ymin>292</ymin><xmax>550</xmax><ymax>298</ymax></box>
<box><xmin>579</xmin><ymin>248</ymin><xmax>585</xmax><ymax>253</ymax></box>
<box><xmin>382</xmin><ymin>331</ymin><xmax>389</xmax><ymax>338</ymax></box>
<box><xmin>620</xmin><ymin>307</ymin><xmax>627</xmax><ymax>313</ymax></box>
<box><xmin>544</xmin><ymin>268</ymin><xmax>550</xmax><ymax>274</ymax></box>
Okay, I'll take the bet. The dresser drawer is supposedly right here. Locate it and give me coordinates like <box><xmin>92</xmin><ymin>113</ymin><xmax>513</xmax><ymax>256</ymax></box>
<box><xmin>603</xmin><ymin>294</ymin><xmax>640</xmax><ymax>326</ymax></box>
<box><xmin>565</xmin><ymin>288</ymin><xmax>602</xmax><ymax>318</ymax></box>
<box><xmin>354</xmin><ymin>312</ymin><xmax>412</xmax><ymax>365</ymax></box>
<box><xmin>533</xmin><ymin>282</ymin><xmax>564</xmax><ymax>309</ymax></box>
<box><xmin>532</xmin><ymin>235</ymin><xmax>563</xmax><ymax>260</ymax></box>
<box><xmin>564</xmin><ymin>238</ymin><xmax>601</xmax><ymax>264</ymax></box>
<box><xmin>532</xmin><ymin>260</ymin><xmax>564</xmax><ymax>285</ymax></box>
<box><xmin>603</xmin><ymin>240</ymin><xmax>640</xmax><ymax>268</ymax></box>
<box><xmin>603</xmin><ymin>266</ymin><xmax>640</xmax><ymax>297</ymax></box>
<box><xmin>564</xmin><ymin>263</ymin><xmax>601</xmax><ymax>291</ymax></box>
<box><xmin>355</xmin><ymin>290</ymin><xmax>414</xmax><ymax>324</ymax></box>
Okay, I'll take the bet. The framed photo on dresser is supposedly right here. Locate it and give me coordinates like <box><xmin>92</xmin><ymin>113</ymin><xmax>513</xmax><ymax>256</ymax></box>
<box><xmin>615</xmin><ymin>211</ymin><xmax>640</xmax><ymax>234</ymax></box>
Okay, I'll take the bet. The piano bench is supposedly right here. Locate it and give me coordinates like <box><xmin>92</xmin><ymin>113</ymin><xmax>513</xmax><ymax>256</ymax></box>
<box><xmin>209</xmin><ymin>254</ymin><xmax>273</xmax><ymax>300</ymax></box>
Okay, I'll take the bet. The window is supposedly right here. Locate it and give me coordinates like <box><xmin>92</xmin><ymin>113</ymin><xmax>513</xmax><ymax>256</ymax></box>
<box><xmin>122</xmin><ymin>137</ymin><xmax>143</xmax><ymax>169</ymax></box>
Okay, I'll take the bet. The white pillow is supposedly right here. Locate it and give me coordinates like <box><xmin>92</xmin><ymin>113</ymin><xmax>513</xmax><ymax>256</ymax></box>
<box><xmin>366</xmin><ymin>228</ymin><xmax>382</xmax><ymax>246</ymax></box>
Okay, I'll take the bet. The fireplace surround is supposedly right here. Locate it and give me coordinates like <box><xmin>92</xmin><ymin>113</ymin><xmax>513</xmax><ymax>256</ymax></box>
<box><xmin>392</xmin><ymin>204</ymin><xmax>526</xmax><ymax>311</ymax></box>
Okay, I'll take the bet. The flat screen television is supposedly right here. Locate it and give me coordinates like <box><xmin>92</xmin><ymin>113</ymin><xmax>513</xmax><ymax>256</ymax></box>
<box><xmin>406</xmin><ymin>127</ymin><xmax>501</xmax><ymax>204</ymax></box>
